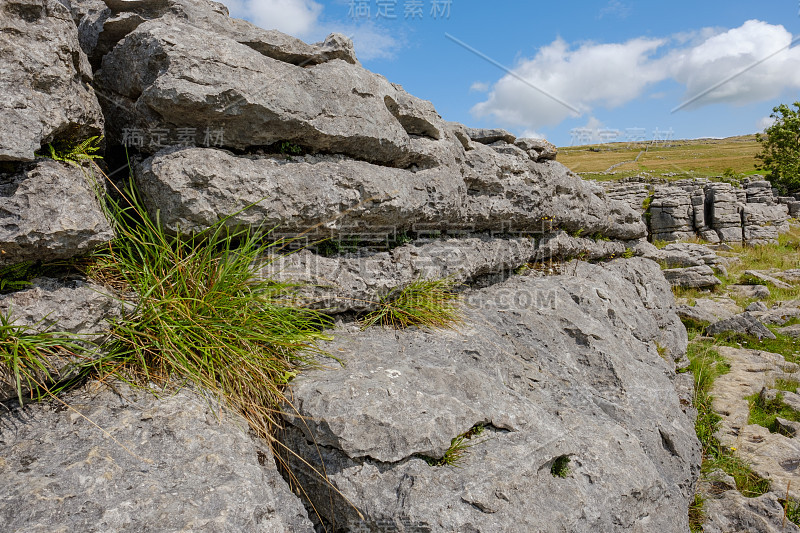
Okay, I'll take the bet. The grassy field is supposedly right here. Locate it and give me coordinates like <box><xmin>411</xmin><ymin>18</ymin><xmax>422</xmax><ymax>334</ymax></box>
<box><xmin>557</xmin><ymin>134</ymin><xmax>763</xmax><ymax>182</ymax></box>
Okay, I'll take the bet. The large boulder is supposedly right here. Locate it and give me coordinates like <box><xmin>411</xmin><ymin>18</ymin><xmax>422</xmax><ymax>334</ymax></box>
<box><xmin>95</xmin><ymin>20</ymin><xmax>426</xmax><ymax>166</ymax></box>
<box><xmin>0</xmin><ymin>0</ymin><xmax>104</xmax><ymax>161</ymax></box>
<box><xmin>648</xmin><ymin>187</ymin><xmax>695</xmax><ymax>242</ymax></box>
<box><xmin>0</xmin><ymin>381</ymin><xmax>314</xmax><ymax>532</ymax></box>
<box><xmin>278</xmin><ymin>258</ymin><xmax>699</xmax><ymax>532</ymax></box>
<box><xmin>135</xmin><ymin>146</ymin><xmax>647</xmax><ymax>240</ymax></box>
<box><xmin>0</xmin><ymin>160</ymin><xmax>114</xmax><ymax>265</ymax></box>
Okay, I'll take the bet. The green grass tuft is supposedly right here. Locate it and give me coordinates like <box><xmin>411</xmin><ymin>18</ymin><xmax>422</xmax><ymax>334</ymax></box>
<box><xmin>422</xmin><ymin>424</ymin><xmax>486</xmax><ymax>467</ymax></box>
<box><xmin>747</xmin><ymin>391</ymin><xmax>800</xmax><ymax>436</ymax></box>
<box><xmin>0</xmin><ymin>311</ymin><xmax>87</xmax><ymax>404</ymax></box>
<box><xmin>89</xmin><ymin>179</ymin><xmax>333</xmax><ymax>440</ymax></box>
<box><xmin>361</xmin><ymin>277</ymin><xmax>462</xmax><ymax>330</ymax></box>
<box><xmin>689</xmin><ymin>493</ymin><xmax>705</xmax><ymax>533</ymax></box>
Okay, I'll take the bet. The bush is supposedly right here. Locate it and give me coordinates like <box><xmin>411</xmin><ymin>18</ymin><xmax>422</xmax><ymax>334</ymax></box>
<box><xmin>756</xmin><ymin>102</ymin><xmax>800</xmax><ymax>194</ymax></box>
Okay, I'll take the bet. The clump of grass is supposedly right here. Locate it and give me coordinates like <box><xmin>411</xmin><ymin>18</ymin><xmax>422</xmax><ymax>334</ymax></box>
<box><xmin>361</xmin><ymin>277</ymin><xmax>462</xmax><ymax>330</ymax></box>
<box><xmin>89</xmin><ymin>179</ymin><xmax>333</xmax><ymax>440</ymax></box>
<box><xmin>422</xmin><ymin>424</ymin><xmax>486</xmax><ymax>467</ymax></box>
<box><xmin>776</xmin><ymin>378</ymin><xmax>800</xmax><ymax>394</ymax></box>
<box><xmin>747</xmin><ymin>391</ymin><xmax>800</xmax><ymax>436</ymax></box>
<box><xmin>0</xmin><ymin>311</ymin><xmax>87</xmax><ymax>403</ymax></box>
<box><xmin>551</xmin><ymin>455</ymin><xmax>571</xmax><ymax>478</ymax></box>
<box><xmin>689</xmin><ymin>493</ymin><xmax>705</xmax><ymax>533</ymax></box>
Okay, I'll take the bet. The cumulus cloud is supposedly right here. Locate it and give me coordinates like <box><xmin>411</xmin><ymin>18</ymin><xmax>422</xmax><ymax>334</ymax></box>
<box><xmin>224</xmin><ymin>0</ymin><xmax>323</xmax><ymax>38</ymax></box>
<box><xmin>472</xmin><ymin>20</ymin><xmax>800</xmax><ymax>131</ymax></box>
<box><xmin>670</xmin><ymin>20</ymin><xmax>800</xmax><ymax>109</ymax></box>
<box><xmin>471</xmin><ymin>37</ymin><xmax>667</xmax><ymax>129</ymax></box>
<box><xmin>757</xmin><ymin>115</ymin><xmax>777</xmax><ymax>132</ymax></box>
<box><xmin>470</xmin><ymin>81</ymin><xmax>490</xmax><ymax>93</ymax></box>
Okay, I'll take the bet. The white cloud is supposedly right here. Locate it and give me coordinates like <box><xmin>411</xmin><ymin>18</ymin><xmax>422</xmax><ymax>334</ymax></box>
<box><xmin>470</xmin><ymin>82</ymin><xmax>490</xmax><ymax>93</ymax></box>
<box><xmin>472</xmin><ymin>20</ymin><xmax>800</xmax><ymax>132</ymax></box>
<box><xmin>224</xmin><ymin>0</ymin><xmax>323</xmax><ymax>38</ymax></box>
<box><xmin>222</xmin><ymin>0</ymin><xmax>399</xmax><ymax>61</ymax></box>
<box><xmin>598</xmin><ymin>1</ymin><xmax>630</xmax><ymax>19</ymax></box>
<box><xmin>471</xmin><ymin>37</ymin><xmax>667</xmax><ymax>129</ymax></box>
<box><xmin>757</xmin><ymin>115</ymin><xmax>777</xmax><ymax>132</ymax></box>
<box><xmin>670</xmin><ymin>20</ymin><xmax>800</xmax><ymax>108</ymax></box>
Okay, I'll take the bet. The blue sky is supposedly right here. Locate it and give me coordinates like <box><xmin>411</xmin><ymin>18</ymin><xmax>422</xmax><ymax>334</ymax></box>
<box><xmin>222</xmin><ymin>0</ymin><xmax>800</xmax><ymax>146</ymax></box>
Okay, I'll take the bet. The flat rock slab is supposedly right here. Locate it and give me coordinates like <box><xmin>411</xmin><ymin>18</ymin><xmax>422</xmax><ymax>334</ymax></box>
<box><xmin>712</xmin><ymin>346</ymin><xmax>800</xmax><ymax>499</ymax></box>
<box><xmin>707</xmin><ymin>312</ymin><xmax>776</xmax><ymax>340</ymax></box>
<box><xmin>663</xmin><ymin>265</ymin><xmax>722</xmax><ymax>289</ymax></box>
<box><xmin>279</xmin><ymin>258</ymin><xmax>698</xmax><ymax>532</ymax></box>
<box><xmin>0</xmin><ymin>381</ymin><xmax>314</xmax><ymax>532</ymax></box>
<box><xmin>745</xmin><ymin>270</ymin><xmax>794</xmax><ymax>290</ymax></box>
<box><xmin>0</xmin><ymin>0</ymin><xmax>104</xmax><ymax>161</ymax></box>
<box><xmin>0</xmin><ymin>160</ymin><xmax>114</xmax><ymax>265</ymax></box>
<box><xmin>727</xmin><ymin>284</ymin><xmax>772</xmax><ymax>301</ymax></box>
<box><xmin>676</xmin><ymin>297</ymin><xmax>742</xmax><ymax>325</ymax></box>
<box><xmin>703</xmin><ymin>490</ymin><xmax>800</xmax><ymax>533</ymax></box>
<box><xmin>135</xmin><ymin>146</ymin><xmax>646</xmax><ymax>240</ymax></box>
<box><xmin>778</xmin><ymin>324</ymin><xmax>800</xmax><ymax>339</ymax></box>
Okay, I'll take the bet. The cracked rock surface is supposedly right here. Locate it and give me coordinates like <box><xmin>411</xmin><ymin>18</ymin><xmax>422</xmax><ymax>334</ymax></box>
<box><xmin>279</xmin><ymin>258</ymin><xmax>699</xmax><ymax>532</ymax></box>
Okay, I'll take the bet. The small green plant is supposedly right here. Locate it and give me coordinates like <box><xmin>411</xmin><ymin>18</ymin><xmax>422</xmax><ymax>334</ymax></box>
<box><xmin>361</xmin><ymin>277</ymin><xmax>462</xmax><ymax>330</ymax></box>
<box><xmin>0</xmin><ymin>261</ymin><xmax>36</xmax><ymax>293</ymax></box>
<box><xmin>422</xmin><ymin>424</ymin><xmax>486</xmax><ymax>467</ymax></box>
<box><xmin>781</xmin><ymin>496</ymin><xmax>800</xmax><ymax>527</ymax></box>
<box><xmin>622</xmin><ymin>248</ymin><xmax>635</xmax><ymax>259</ymax></box>
<box><xmin>279</xmin><ymin>141</ymin><xmax>303</xmax><ymax>156</ymax></box>
<box><xmin>551</xmin><ymin>455</ymin><xmax>571</xmax><ymax>478</ymax></box>
<box><xmin>0</xmin><ymin>311</ymin><xmax>88</xmax><ymax>403</ymax></box>
<box><xmin>37</xmin><ymin>136</ymin><xmax>103</xmax><ymax>166</ymax></box>
<box><xmin>776</xmin><ymin>379</ymin><xmax>800</xmax><ymax>394</ymax></box>
<box><xmin>570</xmin><ymin>228</ymin><xmax>585</xmax><ymax>238</ymax></box>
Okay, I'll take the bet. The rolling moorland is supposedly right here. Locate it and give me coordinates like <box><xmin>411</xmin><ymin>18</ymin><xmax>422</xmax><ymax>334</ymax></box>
<box><xmin>558</xmin><ymin>134</ymin><xmax>763</xmax><ymax>182</ymax></box>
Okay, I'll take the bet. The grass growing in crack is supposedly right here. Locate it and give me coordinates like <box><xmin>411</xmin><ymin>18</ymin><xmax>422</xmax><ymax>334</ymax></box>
<box><xmin>687</xmin><ymin>338</ymin><xmax>771</xmax><ymax>498</ymax></box>
<box><xmin>776</xmin><ymin>378</ymin><xmax>800</xmax><ymax>394</ymax></box>
<box><xmin>688</xmin><ymin>493</ymin><xmax>705</xmax><ymax>533</ymax></box>
<box><xmin>422</xmin><ymin>424</ymin><xmax>485</xmax><ymax>467</ymax></box>
<box><xmin>0</xmin><ymin>311</ymin><xmax>88</xmax><ymax>404</ymax></box>
<box><xmin>88</xmin><ymin>179</ymin><xmax>333</xmax><ymax>441</ymax></box>
<box><xmin>361</xmin><ymin>277</ymin><xmax>462</xmax><ymax>330</ymax></box>
<box><xmin>747</xmin><ymin>391</ymin><xmax>800</xmax><ymax>435</ymax></box>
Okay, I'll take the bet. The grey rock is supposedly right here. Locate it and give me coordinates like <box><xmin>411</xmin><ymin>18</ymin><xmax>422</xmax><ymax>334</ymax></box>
<box><xmin>662</xmin><ymin>265</ymin><xmax>722</xmax><ymax>288</ymax></box>
<box><xmin>703</xmin><ymin>490</ymin><xmax>800</xmax><ymax>533</ymax></box>
<box><xmin>711</xmin><ymin>346</ymin><xmax>800</xmax><ymax>499</ymax></box>
<box><xmin>775</xmin><ymin>269</ymin><xmax>800</xmax><ymax>282</ymax></box>
<box><xmin>0</xmin><ymin>277</ymin><xmax>120</xmax><ymax>337</ymax></box>
<box><xmin>727</xmin><ymin>284</ymin><xmax>772</xmax><ymax>300</ymax></box>
<box><xmin>707</xmin><ymin>312</ymin><xmax>776</xmax><ymax>340</ymax></box>
<box><xmin>745</xmin><ymin>270</ymin><xmax>793</xmax><ymax>290</ymax></box>
<box><xmin>676</xmin><ymin>297</ymin><xmax>742</xmax><ymax>325</ymax></box>
<box><xmin>263</xmin><ymin>237</ymin><xmax>538</xmax><ymax>313</ymax></box>
<box><xmin>602</xmin><ymin>182</ymin><xmax>651</xmax><ymax>215</ymax></box>
<box><xmin>0</xmin><ymin>160</ymin><xmax>114</xmax><ymax>265</ymax></box>
<box><xmin>755</xmin><ymin>301</ymin><xmax>800</xmax><ymax>326</ymax></box>
<box><xmin>279</xmin><ymin>259</ymin><xmax>698</xmax><ymax>532</ymax></box>
<box><xmin>646</xmin><ymin>242</ymin><xmax>724</xmax><ymax>270</ymax></box>
<box><xmin>648</xmin><ymin>187</ymin><xmax>695</xmax><ymax>242</ymax></box>
<box><xmin>514</xmin><ymin>137</ymin><xmax>558</xmax><ymax>161</ymax></box>
<box><xmin>778</xmin><ymin>324</ymin><xmax>800</xmax><ymax>338</ymax></box>
<box><xmin>0</xmin><ymin>277</ymin><xmax>125</xmax><ymax>402</ymax></box>
<box><xmin>73</xmin><ymin>0</ymin><xmax>357</xmax><ymax>69</ymax></box>
<box><xmin>464</xmin><ymin>127</ymin><xmax>516</xmax><ymax>145</ymax></box>
<box><xmin>95</xmin><ymin>20</ymin><xmax>426</xmax><ymax>165</ymax></box>
<box><xmin>0</xmin><ymin>381</ymin><xmax>314</xmax><ymax>532</ymax></box>
<box><xmin>747</xmin><ymin>301</ymin><xmax>769</xmax><ymax>313</ymax></box>
<box><xmin>789</xmin><ymin>201</ymin><xmax>800</xmax><ymax>218</ymax></box>
<box><xmin>707</xmin><ymin>183</ymin><xmax>744</xmax><ymax>243</ymax></box>
<box><xmin>134</xmin><ymin>146</ymin><xmax>647</xmax><ymax>240</ymax></box>
<box><xmin>534</xmin><ymin>231</ymin><xmax>626</xmax><ymax>262</ymax></box>
<box><xmin>742</xmin><ymin>204</ymin><xmax>790</xmax><ymax>244</ymax></box>
<box><xmin>0</xmin><ymin>0</ymin><xmax>104</xmax><ymax>161</ymax></box>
